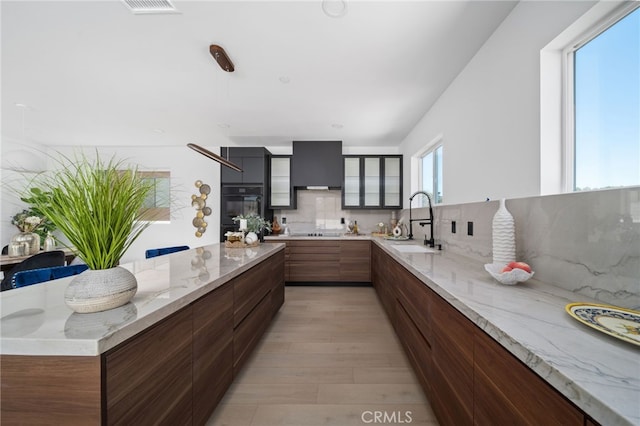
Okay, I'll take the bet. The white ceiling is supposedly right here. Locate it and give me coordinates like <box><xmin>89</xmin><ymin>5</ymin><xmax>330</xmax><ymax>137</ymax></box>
<box><xmin>1</xmin><ymin>0</ymin><xmax>517</xmax><ymax>149</ymax></box>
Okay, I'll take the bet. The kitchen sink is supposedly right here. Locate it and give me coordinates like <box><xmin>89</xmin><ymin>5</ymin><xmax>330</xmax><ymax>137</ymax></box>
<box><xmin>391</xmin><ymin>244</ymin><xmax>437</xmax><ymax>254</ymax></box>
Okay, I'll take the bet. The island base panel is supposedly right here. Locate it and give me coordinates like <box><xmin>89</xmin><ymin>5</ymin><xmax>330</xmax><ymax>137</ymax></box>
<box><xmin>0</xmin><ymin>355</ymin><xmax>102</xmax><ymax>425</ymax></box>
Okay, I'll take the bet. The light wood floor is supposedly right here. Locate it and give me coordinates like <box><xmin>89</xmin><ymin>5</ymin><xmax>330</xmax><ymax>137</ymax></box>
<box><xmin>207</xmin><ymin>286</ymin><xmax>439</xmax><ymax>426</ymax></box>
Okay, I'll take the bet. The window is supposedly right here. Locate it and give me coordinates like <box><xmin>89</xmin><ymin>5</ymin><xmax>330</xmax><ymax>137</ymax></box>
<box><xmin>419</xmin><ymin>142</ymin><xmax>443</xmax><ymax>205</ymax></box>
<box><xmin>567</xmin><ymin>5</ymin><xmax>639</xmax><ymax>191</ymax></box>
<box><xmin>138</xmin><ymin>171</ymin><xmax>170</xmax><ymax>221</ymax></box>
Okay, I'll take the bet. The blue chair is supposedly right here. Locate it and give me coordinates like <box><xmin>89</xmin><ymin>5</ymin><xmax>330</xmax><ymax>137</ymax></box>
<box><xmin>145</xmin><ymin>245</ymin><xmax>190</xmax><ymax>259</ymax></box>
<box><xmin>1</xmin><ymin>250</ymin><xmax>66</xmax><ymax>291</ymax></box>
<box><xmin>12</xmin><ymin>264</ymin><xmax>89</xmax><ymax>289</ymax></box>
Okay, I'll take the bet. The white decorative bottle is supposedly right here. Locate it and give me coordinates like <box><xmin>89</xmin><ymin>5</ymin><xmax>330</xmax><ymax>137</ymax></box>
<box><xmin>492</xmin><ymin>198</ymin><xmax>515</xmax><ymax>265</ymax></box>
<box><xmin>44</xmin><ymin>232</ymin><xmax>56</xmax><ymax>251</ymax></box>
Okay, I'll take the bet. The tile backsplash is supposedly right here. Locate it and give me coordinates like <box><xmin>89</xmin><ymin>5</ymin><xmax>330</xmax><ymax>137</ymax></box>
<box><xmin>405</xmin><ymin>186</ymin><xmax>640</xmax><ymax>310</ymax></box>
<box><xmin>274</xmin><ymin>190</ymin><xmax>396</xmax><ymax>234</ymax></box>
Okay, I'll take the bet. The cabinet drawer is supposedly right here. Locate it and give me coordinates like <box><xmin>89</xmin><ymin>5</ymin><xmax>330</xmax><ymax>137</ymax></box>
<box><xmin>233</xmin><ymin>259</ymin><xmax>273</xmax><ymax>328</ymax></box>
<box><xmin>474</xmin><ymin>329</ymin><xmax>583</xmax><ymax>425</ymax></box>
<box><xmin>233</xmin><ymin>291</ymin><xmax>273</xmax><ymax>375</ymax></box>
<box><xmin>395</xmin><ymin>270</ymin><xmax>432</xmax><ymax>343</ymax></box>
<box><xmin>395</xmin><ymin>300</ymin><xmax>432</xmax><ymax>399</ymax></box>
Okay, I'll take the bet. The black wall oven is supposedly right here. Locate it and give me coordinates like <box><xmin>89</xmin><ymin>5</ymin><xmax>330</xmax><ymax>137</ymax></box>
<box><xmin>220</xmin><ymin>185</ymin><xmax>271</xmax><ymax>241</ymax></box>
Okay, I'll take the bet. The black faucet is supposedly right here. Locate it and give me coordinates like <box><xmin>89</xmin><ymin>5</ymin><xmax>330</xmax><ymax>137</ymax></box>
<box><xmin>408</xmin><ymin>190</ymin><xmax>434</xmax><ymax>247</ymax></box>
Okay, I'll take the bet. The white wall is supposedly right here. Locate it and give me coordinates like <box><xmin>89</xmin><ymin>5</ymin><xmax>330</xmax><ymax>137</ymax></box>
<box><xmin>0</xmin><ymin>138</ymin><xmax>50</xmax><ymax>246</ymax></box>
<box><xmin>36</xmin><ymin>145</ymin><xmax>221</xmax><ymax>264</ymax></box>
<box><xmin>1</xmin><ymin>141</ymin><xmax>220</xmax><ymax>263</ymax></box>
<box><xmin>400</xmin><ymin>1</ymin><xmax>596</xmax><ymax>207</ymax></box>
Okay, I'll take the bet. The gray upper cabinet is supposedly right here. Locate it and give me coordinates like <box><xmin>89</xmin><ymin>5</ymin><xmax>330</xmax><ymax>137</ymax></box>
<box><xmin>342</xmin><ymin>155</ymin><xmax>402</xmax><ymax>209</ymax></box>
<box><xmin>220</xmin><ymin>147</ymin><xmax>271</xmax><ymax>185</ymax></box>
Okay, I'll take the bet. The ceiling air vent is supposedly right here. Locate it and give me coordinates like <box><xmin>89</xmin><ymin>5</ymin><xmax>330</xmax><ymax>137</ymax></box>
<box><xmin>121</xmin><ymin>0</ymin><xmax>179</xmax><ymax>14</ymax></box>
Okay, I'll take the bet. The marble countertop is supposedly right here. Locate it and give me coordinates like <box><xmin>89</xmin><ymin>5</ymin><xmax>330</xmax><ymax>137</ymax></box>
<box><xmin>0</xmin><ymin>243</ymin><xmax>285</xmax><ymax>357</ymax></box>
<box><xmin>372</xmin><ymin>238</ymin><xmax>639</xmax><ymax>426</ymax></box>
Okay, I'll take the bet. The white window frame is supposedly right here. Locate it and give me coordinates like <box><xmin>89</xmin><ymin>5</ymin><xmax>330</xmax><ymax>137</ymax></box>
<box><xmin>562</xmin><ymin>2</ymin><xmax>640</xmax><ymax>192</ymax></box>
<box><xmin>415</xmin><ymin>133</ymin><xmax>443</xmax><ymax>205</ymax></box>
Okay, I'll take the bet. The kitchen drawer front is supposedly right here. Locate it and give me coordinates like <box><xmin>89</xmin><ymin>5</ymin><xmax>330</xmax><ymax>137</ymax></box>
<box><xmin>474</xmin><ymin>328</ymin><xmax>584</xmax><ymax>426</ymax></box>
<box><xmin>233</xmin><ymin>290</ymin><xmax>273</xmax><ymax>375</ymax></box>
<box><xmin>289</xmin><ymin>262</ymin><xmax>341</xmax><ymax>281</ymax></box>
<box><xmin>233</xmin><ymin>258</ymin><xmax>274</xmax><ymax>328</ymax></box>
<box><xmin>395</xmin><ymin>266</ymin><xmax>432</xmax><ymax>343</ymax></box>
<box><xmin>395</xmin><ymin>300</ymin><xmax>432</xmax><ymax>400</ymax></box>
<box><xmin>339</xmin><ymin>240</ymin><xmax>371</xmax><ymax>282</ymax></box>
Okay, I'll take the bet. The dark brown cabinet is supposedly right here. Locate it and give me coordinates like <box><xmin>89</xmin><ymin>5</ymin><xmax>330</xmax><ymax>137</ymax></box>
<box><xmin>232</xmin><ymin>250</ymin><xmax>285</xmax><ymax>375</ymax></box>
<box><xmin>430</xmin><ymin>295</ymin><xmax>474</xmax><ymax>426</ymax></box>
<box><xmin>192</xmin><ymin>285</ymin><xmax>234</xmax><ymax>426</ymax></box>
<box><xmin>0</xmin><ymin>251</ymin><xmax>285</xmax><ymax>426</ymax></box>
<box><xmin>339</xmin><ymin>241</ymin><xmax>371</xmax><ymax>282</ymax></box>
<box><xmin>105</xmin><ymin>307</ymin><xmax>194</xmax><ymax>425</ymax></box>
<box><xmin>287</xmin><ymin>240</ymin><xmax>340</xmax><ymax>282</ymax></box>
<box><xmin>474</xmin><ymin>328</ymin><xmax>583</xmax><ymax>425</ymax></box>
<box><xmin>268</xmin><ymin>240</ymin><xmax>370</xmax><ymax>283</ymax></box>
<box><xmin>371</xmin><ymin>245</ymin><xmax>595</xmax><ymax>426</ymax></box>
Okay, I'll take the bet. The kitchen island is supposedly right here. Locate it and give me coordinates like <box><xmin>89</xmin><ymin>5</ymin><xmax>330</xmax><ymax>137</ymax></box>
<box><xmin>0</xmin><ymin>243</ymin><xmax>285</xmax><ymax>425</ymax></box>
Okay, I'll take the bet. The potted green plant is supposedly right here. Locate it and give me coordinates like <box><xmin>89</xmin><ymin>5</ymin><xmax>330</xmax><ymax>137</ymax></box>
<box><xmin>232</xmin><ymin>213</ymin><xmax>272</xmax><ymax>242</ymax></box>
<box><xmin>26</xmin><ymin>153</ymin><xmax>155</xmax><ymax>313</ymax></box>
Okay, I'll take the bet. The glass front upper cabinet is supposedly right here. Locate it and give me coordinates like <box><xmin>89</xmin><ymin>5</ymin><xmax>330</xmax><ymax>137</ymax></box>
<box><xmin>269</xmin><ymin>156</ymin><xmax>294</xmax><ymax>208</ymax></box>
<box><xmin>342</xmin><ymin>155</ymin><xmax>402</xmax><ymax>209</ymax></box>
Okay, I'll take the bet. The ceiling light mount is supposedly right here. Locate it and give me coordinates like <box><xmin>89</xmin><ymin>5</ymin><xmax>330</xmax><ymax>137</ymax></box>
<box><xmin>322</xmin><ymin>0</ymin><xmax>347</xmax><ymax>18</ymax></box>
<box><xmin>187</xmin><ymin>143</ymin><xmax>243</xmax><ymax>172</ymax></box>
<box><xmin>209</xmin><ymin>45</ymin><xmax>235</xmax><ymax>72</ymax></box>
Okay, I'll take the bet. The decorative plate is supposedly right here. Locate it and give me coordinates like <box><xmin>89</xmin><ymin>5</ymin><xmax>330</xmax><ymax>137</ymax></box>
<box><xmin>565</xmin><ymin>303</ymin><xmax>640</xmax><ymax>346</ymax></box>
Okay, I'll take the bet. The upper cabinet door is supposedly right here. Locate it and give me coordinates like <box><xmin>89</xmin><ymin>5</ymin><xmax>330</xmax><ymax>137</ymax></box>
<box><xmin>363</xmin><ymin>157</ymin><xmax>381</xmax><ymax>207</ymax></box>
<box><xmin>343</xmin><ymin>157</ymin><xmax>361</xmax><ymax>208</ymax></box>
<box><xmin>342</xmin><ymin>155</ymin><xmax>402</xmax><ymax>209</ymax></box>
<box><xmin>220</xmin><ymin>147</ymin><xmax>270</xmax><ymax>185</ymax></box>
<box><xmin>269</xmin><ymin>156</ymin><xmax>294</xmax><ymax>209</ymax></box>
<box><xmin>383</xmin><ymin>156</ymin><xmax>402</xmax><ymax>208</ymax></box>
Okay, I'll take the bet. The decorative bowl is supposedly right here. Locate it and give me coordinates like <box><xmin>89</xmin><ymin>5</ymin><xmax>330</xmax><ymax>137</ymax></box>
<box><xmin>484</xmin><ymin>263</ymin><xmax>534</xmax><ymax>285</ymax></box>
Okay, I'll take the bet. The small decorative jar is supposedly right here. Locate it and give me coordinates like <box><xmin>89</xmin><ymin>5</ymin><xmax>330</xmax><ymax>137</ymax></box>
<box><xmin>10</xmin><ymin>232</ymin><xmax>40</xmax><ymax>256</ymax></box>
<box><xmin>44</xmin><ymin>232</ymin><xmax>56</xmax><ymax>251</ymax></box>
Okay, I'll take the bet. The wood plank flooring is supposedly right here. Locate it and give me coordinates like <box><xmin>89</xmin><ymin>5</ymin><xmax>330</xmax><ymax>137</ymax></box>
<box><xmin>207</xmin><ymin>286</ymin><xmax>438</xmax><ymax>426</ymax></box>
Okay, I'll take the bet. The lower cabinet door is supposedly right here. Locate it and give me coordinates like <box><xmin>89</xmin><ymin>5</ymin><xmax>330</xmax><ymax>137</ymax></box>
<box><xmin>474</xmin><ymin>329</ymin><xmax>584</xmax><ymax>425</ymax></box>
<box><xmin>395</xmin><ymin>300</ymin><xmax>432</xmax><ymax>399</ymax></box>
<box><xmin>193</xmin><ymin>284</ymin><xmax>234</xmax><ymax>426</ymax></box>
<box><xmin>233</xmin><ymin>291</ymin><xmax>273</xmax><ymax>375</ymax></box>
<box><xmin>104</xmin><ymin>307</ymin><xmax>193</xmax><ymax>426</ymax></box>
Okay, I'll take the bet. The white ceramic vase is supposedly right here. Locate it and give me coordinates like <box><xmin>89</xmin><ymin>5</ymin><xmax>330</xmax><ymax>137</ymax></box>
<box><xmin>492</xmin><ymin>198</ymin><xmax>515</xmax><ymax>265</ymax></box>
<box><xmin>64</xmin><ymin>266</ymin><xmax>137</xmax><ymax>314</ymax></box>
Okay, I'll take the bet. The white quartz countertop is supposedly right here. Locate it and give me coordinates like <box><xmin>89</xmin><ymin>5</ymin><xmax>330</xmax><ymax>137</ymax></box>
<box><xmin>0</xmin><ymin>243</ymin><xmax>285</xmax><ymax>357</ymax></box>
<box><xmin>372</xmin><ymin>238</ymin><xmax>639</xmax><ymax>426</ymax></box>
